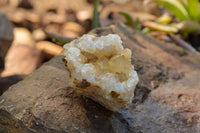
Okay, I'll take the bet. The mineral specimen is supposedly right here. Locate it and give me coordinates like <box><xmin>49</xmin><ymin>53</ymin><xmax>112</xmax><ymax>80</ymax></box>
<box><xmin>63</xmin><ymin>34</ymin><xmax>139</xmax><ymax>111</ymax></box>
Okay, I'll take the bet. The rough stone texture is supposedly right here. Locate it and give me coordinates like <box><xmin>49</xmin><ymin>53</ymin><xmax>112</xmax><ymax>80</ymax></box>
<box><xmin>0</xmin><ymin>109</ymin><xmax>33</xmax><ymax>133</ymax></box>
<box><xmin>0</xmin><ymin>75</ymin><xmax>24</xmax><ymax>96</ymax></box>
<box><xmin>0</xmin><ymin>23</ymin><xmax>200</xmax><ymax>133</ymax></box>
<box><xmin>0</xmin><ymin>11</ymin><xmax>13</xmax><ymax>68</ymax></box>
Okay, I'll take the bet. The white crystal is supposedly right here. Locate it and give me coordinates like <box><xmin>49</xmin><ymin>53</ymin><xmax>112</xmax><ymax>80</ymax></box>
<box><xmin>63</xmin><ymin>34</ymin><xmax>139</xmax><ymax>111</ymax></box>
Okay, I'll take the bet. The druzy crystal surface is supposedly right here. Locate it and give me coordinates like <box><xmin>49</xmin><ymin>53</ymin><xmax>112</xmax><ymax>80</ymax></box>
<box><xmin>63</xmin><ymin>34</ymin><xmax>139</xmax><ymax>111</ymax></box>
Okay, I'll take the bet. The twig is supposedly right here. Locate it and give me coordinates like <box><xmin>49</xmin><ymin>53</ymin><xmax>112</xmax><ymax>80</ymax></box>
<box><xmin>169</xmin><ymin>33</ymin><xmax>199</xmax><ymax>54</ymax></box>
<box><xmin>99</xmin><ymin>2</ymin><xmax>114</xmax><ymax>15</ymax></box>
<box><xmin>44</xmin><ymin>30</ymin><xmax>74</xmax><ymax>45</ymax></box>
<box><xmin>99</xmin><ymin>2</ymin><xmax>115</xmax><ymax>27</ymax></box>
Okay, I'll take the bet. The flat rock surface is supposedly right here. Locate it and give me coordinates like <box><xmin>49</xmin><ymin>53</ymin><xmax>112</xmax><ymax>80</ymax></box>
<box><xmin>0</xmin><ymin>24</ymin><xmax>200</xmax><ymax>133</ymax></box>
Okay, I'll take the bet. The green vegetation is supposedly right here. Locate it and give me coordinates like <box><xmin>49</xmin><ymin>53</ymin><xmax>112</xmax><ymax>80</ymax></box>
<box><xmin>92</xmin><ymin>0</ymin><xmax>100</xmax><ymax>29</ymax></box>
<box><xmin>154</xmin><ymin>0</ymin><xmax>200</xmax><ymax>34</ymax></box>
<box><xmin>154</xmin><ymin>0</ymin><xmax>200</xmax><ymax>21</ymax></box>
<box><xmin>119</xmin><ymin>10</ymin><xmax>142</xmax><ymax>30</ymax></box>
<box><xmin>44</xmin><ymin>30</ymin><xmax>73</xmax><ymax>45</ymax></box>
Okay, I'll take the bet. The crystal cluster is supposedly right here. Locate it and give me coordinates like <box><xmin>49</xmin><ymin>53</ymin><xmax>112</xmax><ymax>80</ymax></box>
<box><xmin>63</xmin><ymin>34</ymin><xmax>139</xmax><ymax>111</ymax></box>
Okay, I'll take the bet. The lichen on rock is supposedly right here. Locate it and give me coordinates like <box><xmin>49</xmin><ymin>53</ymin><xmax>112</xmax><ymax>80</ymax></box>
<box><xmin>63</xmin><ymin>34</ymin><xmax>139</xmax><ymax>111</ymax></box>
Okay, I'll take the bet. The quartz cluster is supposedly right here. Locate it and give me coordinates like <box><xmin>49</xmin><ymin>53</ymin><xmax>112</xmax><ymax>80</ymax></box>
<box><xmin>63</xmin><ymin>34</ymin><xmax>139</xmax><ymax>111</ymax></box>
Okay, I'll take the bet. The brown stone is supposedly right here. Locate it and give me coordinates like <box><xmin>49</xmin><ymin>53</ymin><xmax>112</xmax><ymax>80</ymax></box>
<box><xmin>32</xmin><ymin>29</ymin><xmax>46</xmax><ymax>41</ymax></box>
<box><xmin>0</xmin><ymin>11</ymin><xmax>13</xmax><ymax>61</ymax></box>
<box><xmin>0</xmin><ymin>109</ymin><xmax>33</xmax><ymax>133</ymax></box>
<box><xmin>76</xmin><ymin>10</ymin><xmax>91</xmax><ymax>22</ymax></box>
<box><xmin>61</xmin><ymin>22</ymin><xmax>84</xmax><ymax>38</ymax></box>
<box><xmin>36</xmin><ymin>41</ymin><xmax>63</xmax><ymax>59</ymax></box>
<box><xmin>0</xmin><ymin>24</ymin><xmax>200</xmax><ymax>132</ymax></box>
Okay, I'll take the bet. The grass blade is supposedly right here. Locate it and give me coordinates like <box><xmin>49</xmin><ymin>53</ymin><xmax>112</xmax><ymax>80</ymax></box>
<box><xmin>135</xmin><ymin>18</ymin><xmax>142</xmax><ymax>30</ymax></box>
<box><xmin>155</xmin><ymin>0</ymin><xmax>190</xmax><ymax>21</ymax></box>
<box><xmin>119</xmin><ymin>10</ymin><xmax>134</xmax><ymax>28</ymax></box>
<box><xmin>92</xmin><ymin>0</ymin><xmax>100</xmax><ymax>29</ymax></box>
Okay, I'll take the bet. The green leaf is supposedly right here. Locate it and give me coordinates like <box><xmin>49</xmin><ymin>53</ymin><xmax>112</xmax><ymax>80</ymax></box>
<box><xmin>156</xmin><ymin>13</ymin><xmax>172</xmax><ymax>24</ymax></box>
<box><xmin>135</xmin><ymin>18</ymin><xmax>142</xmax><ymax>30</ymax></box>
<box><xmin>178</xmin><ymin>0</ymin><xmax>188</xmax><ymax>11</ymax></box>
<box><xmin>92</xmin><ymin>0</ymin><xmax>100</xmax><ymax>29</ymax></box>
<box><xmin>155</xmin><ymin>0</ymin><xmax>190</xmax><ymax>21</ymax></box>
<box><xmin>119</xmin><ymin>10</ymin><xmax>135</xmax><ymax>28</ymax></box>
<box><xmin>187</xmin><ymin>0</ymin><xmax>200</xmax><ymax>21</ymax></box>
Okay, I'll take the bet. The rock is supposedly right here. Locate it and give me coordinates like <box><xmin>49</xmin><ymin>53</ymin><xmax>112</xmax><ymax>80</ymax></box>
<box><xmin>44</xmin><ymin>23</ymin><xmax>60</xmax><ymax>35</ymax></box>
<box><xmin>18</xmin><ymin>0</ymin><xmax>33</xmax><ymax>9</ymax></box>
<box><xmin>0</xmin><ymin>12</ymin><xmax>13</xmax><ymax>64</ymax></box>
<box><xmin>13</xmin><ymin>28</ymin><xmax>35</xmax><ymax>46</ymax></box>
<box><xmin>36</xmin><ymin>41</ymin><xmax>63</xmax><ymax>59</ymax></box>
<box><xmin>76</xmin><ymin>10</ymin><xmax>91</xmax><ymax>22</ymax></box>
<box><xmin>0</xmin><ymin>57</ymin><xmax>4</xmax><ymax>71</ymax></box>
<box><xmin>9</xmin><ymin>0</ymin><xmax>19</xmax><ymax>7</ymax></box>
<box><xmin>1</xmin><ymin>28</ymin><xmax>42</xmax><ymax>77</ymax></box>
<box><xmin>42</xmin><ymin>12</ymin><xmax>66</xmax><ymax>25</ymax></box>
<box><xmin>0</xmin><ymin>109</ymin><xmax>33</xmax><ymax>133</ymax></box>
<box><xmin>8</xmin><ymin>9</ymin><xmax>40</xmax><ymax>28</ymax></box>
<box><xmin>61</xmin><ymin>22</ymin><xmax>84</xmax><ymax>38</ymax></box>
<box><xmin>0</xmin><ymin>23</ymin><xmax>200</xmax><ymax>132</ymax></box>
<box><xmin>32</xmin><ymin>29</ymin><xmax>46</xmax><ymax>41</ymax></box>
<box><xmin>0</xmin><ymin>75</ymin><xmax>24</xmax><ymax>96</ymax></box>
<box><xmin>0</xmin><ymin>0</ymin><xmax>9</xmax><ymax>6</ymax></box>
